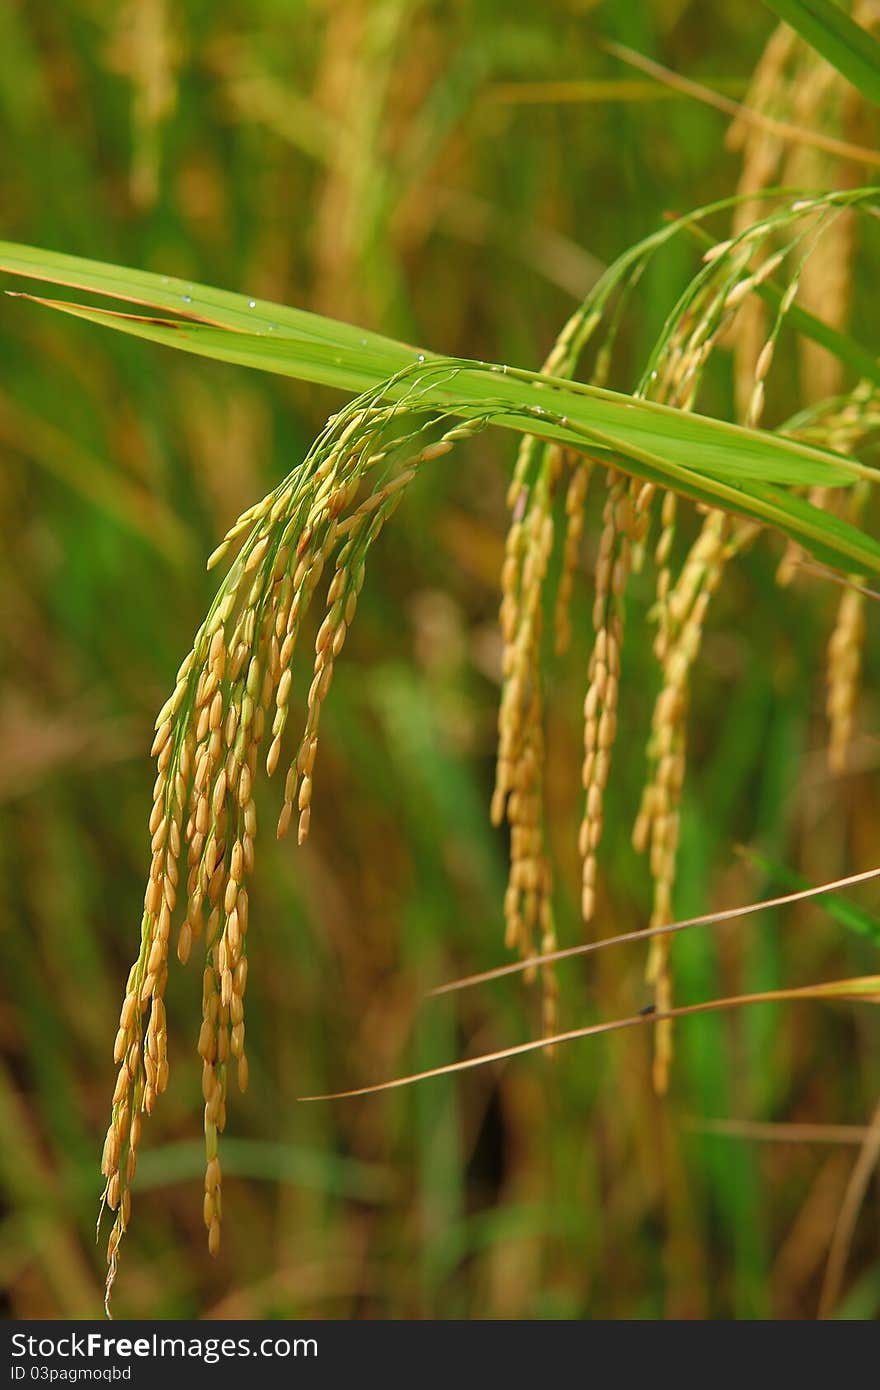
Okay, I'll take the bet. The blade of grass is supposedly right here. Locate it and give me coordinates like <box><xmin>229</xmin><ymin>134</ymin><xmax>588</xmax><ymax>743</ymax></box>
<box><xmin>11</xmin><ymin>298</ymin><xmax>880</xmax><ymax>576</ymax></box>
<box><xmin>0</xmin><ymin>240</ymin><xmax>412</xmax><ymax>357</ymax></box>
<box><xmin>4</xmin><ymin>291</ymin><xmax>405</xmax><ymax>395</ymax></box>
<box><xmin>579</xmin><ymin>427</ymin><xmax>880</xmax><ymax>574</ymax></box>
<box><xmin>23</xmin><ymin>296</ymin><xmax>878</xmax><ymax>572</ymax></box>
<box><xmin>6</xmin><ymin>288</ymin><xmax>867</xmax><ymax>484</ymax></box>
<box><xmin>133</xmin><ymin>1138</ymin><xmax>394</xmax><ymax>1201</ymax></box>
<box><xmin>1</xmin><ymin>238</ymin><xmax>875</xmax><ymax>484</ymax></box>
<box><xmin>6</xmin><ymin>240</ymin><xmax>880</xmax><ymax>577</ymax></box>
<box><xmin>763</xmin><ymin>0</ymin><xmax>880</xmax><ymax>106</ymax></box>
<box><xmin>736</xmin><ymin>848</ymin><xmax>880</xmax><ymax>946</ymax></box>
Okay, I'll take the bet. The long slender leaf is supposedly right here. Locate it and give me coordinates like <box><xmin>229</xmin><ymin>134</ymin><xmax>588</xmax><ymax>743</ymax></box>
<box><xmin>5</xmin><ymin>241</ymin><xmax>880</xmax><ymax>578</ymax></box>
<box><xmin>0</xmin><ymin>241</ymin><xmax>868</xmax><ymax>483</ymax></box>
<box><xmin>737</xmin><ymin>848</ymin><xmax>880</xmax><ymax>946</ymax></box>
<box><xmin>10</xmin><ymin>293</ymin><xmax>866</xmax><ymax>476</ymax></box>
<box><xmin>0</xmin><ymin>239</ymin><xmax>411</xmax><ymax>359</ymax></box>
<box><xmin>763</xmin><ymin>0</ymin><xmax>880</xmax><ymax>105</ymax></box>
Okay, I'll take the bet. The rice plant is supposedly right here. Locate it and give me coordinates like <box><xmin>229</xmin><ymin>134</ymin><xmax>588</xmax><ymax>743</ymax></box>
<box><xmin>26</xmin><ymin>183</ymin><xmax>872</xmax><ymax>1307</ymax></box>
<box><xmin>3</xmin><ymin>0</ymin><xmax>880</xmax><ymax>1319</ymax></box>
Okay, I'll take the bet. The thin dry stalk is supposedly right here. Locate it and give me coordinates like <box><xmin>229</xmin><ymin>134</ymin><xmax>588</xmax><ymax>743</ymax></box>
<box><xmin>817</xmin><ymin>1096</ymin><xmax>880</xmax><ymax>1317</ymax></box>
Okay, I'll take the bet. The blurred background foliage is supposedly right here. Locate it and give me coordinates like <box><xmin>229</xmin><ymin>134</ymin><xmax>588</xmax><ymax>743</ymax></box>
<box><xmin>1</xmin><ymin>0</ymin><xmax>879</xmax><ymax>1320</ymax></box>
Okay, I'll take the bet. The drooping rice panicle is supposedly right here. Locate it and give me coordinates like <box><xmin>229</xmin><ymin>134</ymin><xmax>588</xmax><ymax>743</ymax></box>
<box><xmin>827</xmin><ymin>581</ymin><xmax>866</xmax><ymax>773</ymax></box>
<box><xmin>777</xmin><ymin>394</ymin><xmax>877</xmax><ymax>767</ymax></box>
<box><xmin>493</xmin><ymin>443</ymin><xmax>561</xmax><ymax>1030</ymax></box>
<box><xmin>634</xmin><ymin>512</ymin><xmax>760</xmax><ymax>1091</ymax></box>
<box><xmin>100</xmin><ymin>363</ymin><xmax>489</xmax><ymax>1309</ymax></box>
<box><xmin>825</xmin><ymin>479</ymin><xmax>871</xmax><ymax>772</ymax></box>
<box><xmin>554</xmin><ymin>454</ymin><xmax>594</xmax><ymax>655</ymax></box>
<box><xmin>625</xmin><ymin>187</ymin><xmax>880</xmax><ymax>1089</ymax></box>
<box><xmin>578</xmin><ymin>472</ymin><xmax>650</xmax><ymax>924</ymax></box>
<box><xmin>727</xmin><ymin>6</ymin><xmax>877</xmax><ymax>409</ymax></box>
<box><xmin>492</xmin><ymin>248</ymin><xmax>657</xmax><ymax>1021</ymax></box>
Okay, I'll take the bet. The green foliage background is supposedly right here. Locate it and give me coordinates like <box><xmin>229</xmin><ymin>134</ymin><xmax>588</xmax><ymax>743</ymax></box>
<box><xmin>1</xmin><ymin>0</ymin><xmax>878</xmax><ymax>1319</ymax></box>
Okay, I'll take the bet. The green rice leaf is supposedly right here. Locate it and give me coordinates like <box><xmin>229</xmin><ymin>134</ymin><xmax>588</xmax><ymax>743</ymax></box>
<box><xmin>763</xmin><ymin>0</ymin><xmax>880</xmax><ymax>105</ymax></box>
<box><xmin>4</xmin><ymin>240</ymin><xmax>880</xmax><ymax>577</ymax></box>
<box><xmin>737</xmin><ymin>848</ymin><xmax>880</xmax><ymax>947</ymax></box>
